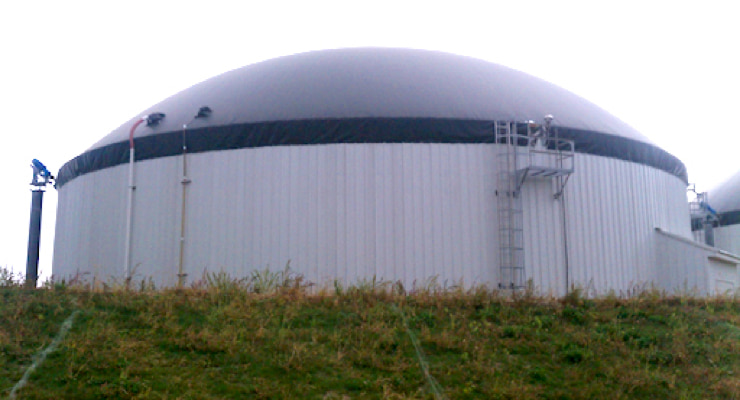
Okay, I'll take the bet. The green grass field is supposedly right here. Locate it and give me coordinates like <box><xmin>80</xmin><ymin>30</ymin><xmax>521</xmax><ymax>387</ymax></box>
<box><xmin>2</xmin><ymin>268</ymin><xmax>739</xmax><ymax>399</ymax></box>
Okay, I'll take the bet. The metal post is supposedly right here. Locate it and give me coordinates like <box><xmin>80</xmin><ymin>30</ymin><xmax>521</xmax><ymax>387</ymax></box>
<box><xmin>123</xmin><ymin>147</ymin><xmax>135</xmax><ymax>281</ymax></box>
<box><xmin>177</xmin><ymin>107</ymin><xmax>210</xmax><ymax>288</ymax></box>
<box><xmin>26</xmin><ymin>159</ymin><xmax>53</xmax><ymax>288</ymax></box>
<box><xmin>25</xmin><ymin>189</ymin><xmax>44</xmax><ymax>288</ymax></box>
<box><xmin>178</xmin><ymin>124</ymin><xmax>190</xmax><ymax>288</ymax></box>
<box><xmin>123</xmin><ymin>113</ymin><xmax>166</xmax><ymax>284</ymax></box>
<box><xmin>703</xmin><ymin>218</ymin><xmax>715</xmax><ymax>247</ymax></box>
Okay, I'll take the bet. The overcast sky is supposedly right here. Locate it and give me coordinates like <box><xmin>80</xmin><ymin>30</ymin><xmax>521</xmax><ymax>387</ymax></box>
<box><xmin>1</xmin><ymin>1</ymin><xmax>738</xmax><ymax>280</ymax></box>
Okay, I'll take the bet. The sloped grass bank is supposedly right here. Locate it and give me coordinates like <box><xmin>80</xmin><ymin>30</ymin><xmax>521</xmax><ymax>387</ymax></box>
<box><xmin>2</xmin><ymin>277</ymin><xmax>740</xmax><ymax>399</ymax></box>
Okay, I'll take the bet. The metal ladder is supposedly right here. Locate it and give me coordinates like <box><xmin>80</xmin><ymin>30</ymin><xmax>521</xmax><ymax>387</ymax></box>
<box><xmin>494</xmin><ymin>119</ymin><xmax>575</xmax><ymax>290</ymax></box>
<box><xmin>495</xmin><ymin>121</ymin><xmax>525</xmax><ymax>289</ymax></box>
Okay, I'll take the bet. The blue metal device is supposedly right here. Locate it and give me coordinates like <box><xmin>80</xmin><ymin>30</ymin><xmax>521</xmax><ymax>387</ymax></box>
<box><xmin>26</xmin><ymin>159</ymin><xmax>54</xmax><ymax>287</ymax></box>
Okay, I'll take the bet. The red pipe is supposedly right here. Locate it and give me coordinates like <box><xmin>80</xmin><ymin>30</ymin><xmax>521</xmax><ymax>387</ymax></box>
<box><xmin>129</xmin><ymin>118</ymin><xmax>146</xmax><ymax>149</ymax></box>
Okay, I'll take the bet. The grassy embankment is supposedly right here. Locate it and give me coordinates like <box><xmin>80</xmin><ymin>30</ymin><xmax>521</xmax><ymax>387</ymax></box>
<box><xmin>1</xmin><ymin>267</ymin><xmax>740</xmax><ymax>399</ymax></box>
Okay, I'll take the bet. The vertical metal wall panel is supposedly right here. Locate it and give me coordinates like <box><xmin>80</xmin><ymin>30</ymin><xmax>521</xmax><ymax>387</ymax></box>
<box><xmin>437</xmin><ymin>146</ymin><xmax>453</xmax><ymax>280</ymax></box>
<box><xmin>184</xmin><ymin>151</ymin><xmax>212</xmax><ymax>276</ymax></box>
<box><xmin>416</xmin><ymin>144</ymin><xmax>432</xmax><ymax>284</ymax></box>
<box><xmin>54</xmin><ymin>142</ymin><xmax>698</xmax><ymax>293</ymax></box>
<box><xmin>51</xmin><ymin>187</ymin><xmax>69</xmax><ymax>276</ymax></box>
<box><xmin>583</xmin><ymin>157</ymin><xmax>603</xmax><ymax>290</ymax></box>
<box><xmin>673</xmin><ymin>183</ymin><xmax>692</xmax><ymax>235</ymax></box>
<box><xmin>418</xmin><ymin>145</ymin><xmax>433</xmax><ymax>281</ymax></box>
<box><xmin>593</xmin><ymin>159</ymin><xmax>611</xmax><ymax>289</ymax></box>
<box><xmin>620</xmin><ymin>160</ymin><xmax>639</xmax><ymax>282</ymax></box>
<box><xmin>53</xmin><ymin>178</ymin><xmax>81</xmax><ymax>280</ymax></box>
<box><xmin>66</xmin><ymin>175</ymin><xmax>91</xmax><ymax>278</ymax></box>
<box><xmin>350</xmin><ymin>144</ymin><xmax>365</xmax><ymax>283</ymax></box>
<box><xmin>608</xmin><ymin>160</ymin><xmax>624</xmax><ymax>287</ymax></box>
<box><xmin>474</xmin><ymin>145</ymin><xmax>494</xmax><ymax>286</ymax></box>
<box><xmin>129</xmin><ymin>157</ymin><xmax>180</xmax><ymax>286</ymax></box>
<box><xmin>400</xmin><ymin>144</ymin><xmax>415</xmax><ymax>285</ymax></box>
<box><xmin>372</xmin><ymin>146</ymin><xmax>388</xmax><ymax>283</ymax></box>
<box><xmin>428</xmin><ymin>145</ymin><xmax>444</xmax><ymax>281</ymax></box>
<box><xmin>385</xmin><ymin>145</ymin><xmax>400</xmax><ymax>281</ymax></box>
<box><xmin>715</xmin><ymin>225</ymin><xmax>740</xmax><ymax>256</ymax></box>
<box><xmin>54</xmin><ymin>164</ymin><xmax>131</xmax><ymax>284</ymax></box>
<box><xmin>707</xmin><ymin>259</ymin><xmax>738</xmax><ymax>294</ymax></box>
<box><xmin>399</xmin><ymin>144</ymin><xmax>413</xmax><ymax>284</ymax></box>
<box><xmin>637</xmin><ymin>163</ymin><xmax>660</xmax><ymax>284</ymax></box>
<box><xmin>563</xmin><ymin>161</ymin><xmax>582</xmax><ymax>293</ymax></box>
<box><xmin>521</xmin><ymin>178</ymin><xmax>562</xmax><ymax>295</ymax></box>
<box><xmin>428</xmin><ymin>145</ymin><xmax>444</xmax><ymax>282</ymax></box>
<box><xmin>654</xmin><ymin>230</ymin><xmax>711</xmax><ymax>294</ymax></box>
<box><xmin>553</xmin><ymin>154</ymin><xmax>693</xmax><ymax>295</ymax></box>
<box><xmin>53</xmin><ymin>177</ymin><xmax>80</xmax><ymax>279</ymax></box>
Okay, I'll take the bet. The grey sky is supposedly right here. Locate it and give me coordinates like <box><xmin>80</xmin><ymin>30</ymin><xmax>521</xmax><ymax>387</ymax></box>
<box><xmin>1</xmin><ymin>0</ymin><xmax>738</xmax><ymax>279</ymax></box>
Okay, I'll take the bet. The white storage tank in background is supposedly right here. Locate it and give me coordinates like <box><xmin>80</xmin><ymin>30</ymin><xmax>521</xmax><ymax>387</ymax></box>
<box><xmin>53</xmin><ymin>48</ymin><xmax>703</xmax><ymax>295</ymax></box>
<box><xmin>707</xmin><ymin>170</ymin><xmax>740</xmax><ymax>255</ymax></box>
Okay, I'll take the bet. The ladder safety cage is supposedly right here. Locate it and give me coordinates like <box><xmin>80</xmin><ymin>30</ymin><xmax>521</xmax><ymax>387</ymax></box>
<box><xmin>516</xmin><ymin>121</ymin><xmax>575</xmax><ymax>198</ymax></box>
<box><xmin>494</xmin><ymin>118</ymin><xmax>575</xmax><ymax>290</ymax></box>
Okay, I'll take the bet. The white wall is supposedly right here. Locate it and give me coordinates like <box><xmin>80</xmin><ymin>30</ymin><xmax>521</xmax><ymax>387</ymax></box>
<box><xmin>54</xmin><ymin>143</ymin><xmax>693</xmax><ymax>294</ymax></box>
<box><xmin>708</xmin><ymin>258</ymin><xmax>738</xmax><ymax>294</ymax></box>
<box><xmin>654</xmin><ymin>229</ymin><xmax>711</xmax><ymax>294</ymax></box>
<box><xmin>715</xmin><ymin>224</ymin><xmax>740</xmax><ymax>256</ymax></box>
<box><xmin>654</xmin><ymin>228</ymin><xmax>740</xmax><ymax>295</ymax></box>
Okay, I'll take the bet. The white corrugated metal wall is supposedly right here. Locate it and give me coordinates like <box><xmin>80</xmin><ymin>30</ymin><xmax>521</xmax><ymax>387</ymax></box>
<box><xmin>708</xmin><ymin>258</ymin><xmax>738</xmax><ymax>294</ymax></box>
<box><xmin>53</xmin><ymin>143</ymin><xmax>693</xmax><ymax>294</ymax></box>
<box><xmin>654</xmin><ymin>228</ymin><xmax>740</xmax><ymax>295</ymax></box>
<box><xmin>178</xmin><ymin>144</ymin><xmax>497</xmax><ymax>288</ymax></box>
<box><xmin>715</xmin><ymin>225</ymin><xmax>740</xmax><ymax>256</ymax></box>
<box><xmin>52</xmin><ymin>165</ymin><xmax>128</xmax><ymax>283</ymax></box>
<box><xmin>654</xmin><ymin>229</ymin><xmax>711</xmax><ymax>294</ymax></box>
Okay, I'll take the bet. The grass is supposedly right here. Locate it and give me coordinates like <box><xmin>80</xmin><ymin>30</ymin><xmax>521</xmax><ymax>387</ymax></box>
<box><xmin>1</xmin><ymin>268</ymin><xmax>740</xmax><ymax>399</ymax></box>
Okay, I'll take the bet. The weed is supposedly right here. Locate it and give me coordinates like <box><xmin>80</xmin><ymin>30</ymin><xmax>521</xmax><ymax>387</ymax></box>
<box><xmin>1</xmin><ymin>278</ymin><xmax>739</xmax><ymax>399</ymax></box>
<box><xmin>0</xmin><ymin>266</ymin><xmax>23</xmax><ymax>288</ymax></box>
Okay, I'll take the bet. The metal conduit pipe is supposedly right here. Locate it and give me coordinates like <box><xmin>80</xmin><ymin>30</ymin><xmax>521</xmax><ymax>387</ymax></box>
<box><xmin>123</xmin><ymin>113</ymin><xmax>165</xmax><ymax>283</ymax></box>
<box><xmin>549</xmin><ymin>121</ymin><xmax>571</xmax><ymax>296</ymax></box>
<box><xmin>560</xmin><ymin>188</ymin><xmax>571</xmax><ymax>295</ymax></box>
<box><xmin>177</xmin><ymin>123</ymin><xmax>190</xmax><ymax>288</ymax></box>
<box><xmin>177</xmin><ymin>106</ymin><xmax>211</xmax><ymax>288</ymax></box>
<box><xmin>123</xmin><ymin>118</ymin><xmax>146</xmax><ymax>282</ymax></box>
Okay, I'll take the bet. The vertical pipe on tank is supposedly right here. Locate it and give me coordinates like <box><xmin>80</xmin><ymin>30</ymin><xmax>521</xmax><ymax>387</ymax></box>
<box><xmin>177</xmin><ymin>107</ymin><xmax>210</xmax><ymax>288</ymax></box>
<box><xmin>124</xmin><ymin>118</ymin><xmax>146</xmax><ymax>283</ymax></box>
<box><xmin>25</xmin><ymin>190</ymin><xmax>44</xmax><ymax>288</ymax></box>
<box><xmin>123</xmin><ymin>146</ymin><xmax>135</xmax><ymax>282</ymax></box>
<box><xmin>560</xmin><ymin>190</ymin><xmax>570</xmax><ymax>295</ymax></box>
<box><xmin>177</xmin><ymin>123</ymin><xmax>190</xmax><ymax>288</ymax></box>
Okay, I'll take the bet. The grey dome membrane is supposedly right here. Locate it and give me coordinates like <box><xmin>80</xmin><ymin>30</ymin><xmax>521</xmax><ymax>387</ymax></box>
<box><xmin>57</xmin><ymin>47</ymin><xmax>686</xmax><ymax>187</ymax></box>
<box><xmin>710</xmin><ymin>169</ymin><xmax>740</xmax><ymax>225</ymax></box>
<box><xmin>90</xmin><ymin>47</ymin><xmax>654</xmax><ymax>149</ymax></box>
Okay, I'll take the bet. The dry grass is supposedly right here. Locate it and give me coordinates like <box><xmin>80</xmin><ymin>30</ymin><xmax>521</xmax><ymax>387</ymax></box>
<box><xmin>1</xmin><ymin>267</ymin><xmax>739</xmax><ymax>399</ymax></box>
